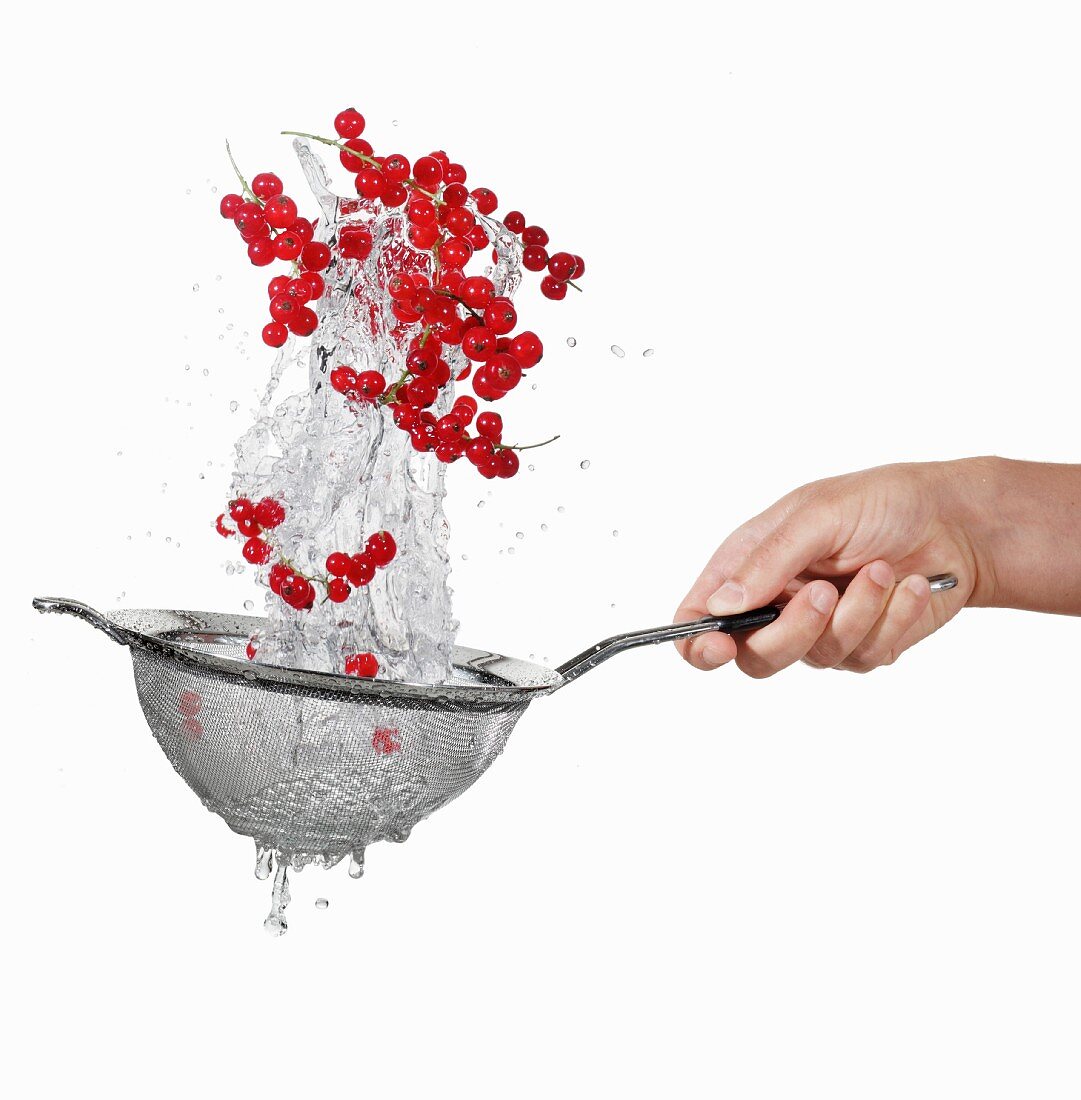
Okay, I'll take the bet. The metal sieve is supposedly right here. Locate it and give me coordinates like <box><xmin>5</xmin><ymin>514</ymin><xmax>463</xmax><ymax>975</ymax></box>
<box><xmin>32</xmin><ymin>575</ymin><xmax>957</xmax><ymax>871</ymax></box>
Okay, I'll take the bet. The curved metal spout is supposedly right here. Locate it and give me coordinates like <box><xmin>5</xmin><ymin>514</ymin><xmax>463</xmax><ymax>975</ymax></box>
<box><xmin>32</xmin><ymin>597</ymin><xmax>133</xmax><ymax>647</ymax></box>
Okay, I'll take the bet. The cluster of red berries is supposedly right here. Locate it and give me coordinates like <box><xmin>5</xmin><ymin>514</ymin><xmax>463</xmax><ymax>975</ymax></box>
<box><xmin>371</xmin><ymin>726</ymin><xmax>401</xmax><ymax>754</ymax></box>
<box><xmin>218</xmin><ymin>158</ymin><xmax>332</xmax><ymax>349</ymax></box>
<box><xmin>215</xmin><ymin>496</ymin><xmax>398</xmax><ymax>614</ymax></box>
<box><xmin>215</xmin><ymin>495</ymin><xmax>286</xmax><ymax>566</ymax></box>
<box><xmin>220</xmin><ymin>108</ymin><xmax>582</xmax><ymax>477</ymax></box>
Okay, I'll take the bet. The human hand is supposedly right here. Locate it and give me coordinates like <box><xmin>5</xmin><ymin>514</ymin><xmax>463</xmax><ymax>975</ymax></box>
<box><xmin>673</xmin><ymin>460</ymin><xmax>986</xmax><ymax>676</ymax></box>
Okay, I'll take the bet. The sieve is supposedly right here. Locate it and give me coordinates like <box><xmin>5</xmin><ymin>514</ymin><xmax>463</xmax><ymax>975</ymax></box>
<box><xmin>32</xmin><ymin>574</ymin><xmax>957</xmax><ymax>871</ymax></box>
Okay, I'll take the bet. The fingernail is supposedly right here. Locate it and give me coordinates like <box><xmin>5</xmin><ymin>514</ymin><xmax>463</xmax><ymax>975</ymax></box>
<box><xmin>707</xmin><ymin>581</ymin><xmax>745</xmax><ymax>615</ymax></box>
<box><xmin>701</xmin><ymin>644</ymin><xmax>727</xmax><ymax>668</ymax></box>
<box><xmin>869</xmin><ymin>560</ymin><xmax>893</xmax><ymax>588</ymax></box>
<box><xmin>810</xmin><ymin>582</ymin><xmax>836</xmax><ymax>614</ymax></box>
<box><xmin>904</xmin><ymin>575</ymin><xmax>929</xmax><ymax>597</ymax></box>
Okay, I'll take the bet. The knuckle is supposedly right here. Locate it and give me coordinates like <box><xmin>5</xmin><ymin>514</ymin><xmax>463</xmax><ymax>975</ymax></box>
<box><xmin>735</xmin><ymin>650</ymin><xmax>776</xmax><ymax>680</ymax></box>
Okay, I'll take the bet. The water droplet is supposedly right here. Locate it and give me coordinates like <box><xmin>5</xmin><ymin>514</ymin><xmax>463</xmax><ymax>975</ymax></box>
<box><xmin>192</xmin><ymin>284</ymin><xmax>200</xmax><ymax>292</ymax></box>
<box><xmin>184</xmin><ymin>364</ymin><xmax>191</xmax><ymax>371</ymax></box>
<box><xmin>643</xmin><ymin>348</ymin><xmax>655</xmax><ymax>357</ymax></box>
<box><xmin>392</xmin><ymin>119</ymin><xmax>399</xmax><ymax>127</ymax></box>
<box><xmin>165</xmin><ymin>536</ymin><xmax>172</xmax><ymax>544</ymax></box>
<box><xmin>348</xmin><ymin>850</ymin><xmax>366</xmax><ymax>879</ymax></box>
<box><xmin>263</xmin><ymin>863</ymin><xmax>291</xmax><ymax>936</ymax></box>
<box><xmin>225</xmin><ymin>562</ymin><xmax>235</xmax><ymax>575</ymax></box>
<box><xmin>185</xmin><ymin>188</ymin><xmax>191</xmax><ymax>195</ymax></box>
<box><xmin>202</xmin><ymin>368</ymin><xmax>209</xmax><ymax>377</ymax></box>
<box><xmin>215</xmin><ymin>274</ymin><xmax>222</xmax><ymax>282</ymax></box>
<box><xmin>315</xmin><ymin>897</ymin><xmax>329</xmax><ymax>910</ymax></box>
<box><xmin>229</xmin><ymin>400</ymin><xmax>239</xmax><ymax>413</ymax></box>
<box><xmin>527</xmin><ymin>464</ymin><xmax>535</xmax><ymax>472</ymax></box>
<box><xmin>580</xmin><ymin>460</ymin><xmax>591</xmax><ymax>470</ymax></box>
<box><xmin>557</xmin><ymin>506</ymin><xmax>566</xmax><ymax>513</ymax></box>
<box><xmin>243</xmin><ymin>599</ymin><xmax>254</xmax><ymax>611</ymax></box>
<box><xmin>254</xmin><ymin>845</ymin><xmax>273</xmax><ymax>881</ymax></box>
<box><xmin>610</xmin><ymin>345</ymin><xmax>625</xmax><ymax>358</ymax></box>
<box><xmin>476</xmin><ymin>500</ymin><xmax>485</xmax><ymax>508</ymax></box>
<box><xmin>531</xmin><ymin>383</ymin><xmax>538</xmax><ymax>391</ymax></box>
<box><xmin>116</xmin><ymin>450</ymin><xmax>123</xmax><ymax>457</ymax></box>
<box><xmin>540</xmin><ymin>523</ymin><xmax>548</xmax><ymax>532</ymax></box>
<box><xmin>507</xmin><ymin>547</ymin><xmax>516</xmax><ymax>555</ymax></box>
<box><xmin>515</xmin><ymin>531</ymin><xmax>524</xmax><ymax>540</ymax></box>
<box><xmin>145</xmin><ymin>530</ymin><xmax>152</xmax><ymax>538</ymax></box>
<box><xmin>612</xmin><ymin>530</ymin><xmax>619</xmax><ymax>537</ymax></box>
<box><xmin>210</xmin><ymin>185</ymin><xmax>218</xmax><ymax>194</ymax></box>
<box><xmin>460</xmin><ymin>554</ymin><xmax>468</xmax><ymax>561</ymax></box>
<box><xmin>566</xmin><ymin>337</ymin><xmax>577</xmax><ymax>347</ymax></box>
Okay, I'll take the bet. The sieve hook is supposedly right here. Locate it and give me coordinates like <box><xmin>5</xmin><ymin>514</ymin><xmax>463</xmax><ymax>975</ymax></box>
<box><xmin>32</xmin><ymin>597</ymin><xmax>133</xmax><ymax>647</ymax></box>
<box><xmin>554</xmin><ymin>572</ymin><xmax>959</xmax><ymax>686</ymax></box>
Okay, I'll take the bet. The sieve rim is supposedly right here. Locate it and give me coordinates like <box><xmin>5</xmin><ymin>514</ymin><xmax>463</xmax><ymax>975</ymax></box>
<box><xmin>34</xmin><ymin>598</ymin><xmax>561</xmax><ymax>703</ymax></box>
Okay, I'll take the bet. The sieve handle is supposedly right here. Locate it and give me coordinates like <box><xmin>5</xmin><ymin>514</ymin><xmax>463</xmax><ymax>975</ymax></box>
<box><xmin>32</xmin><ymin>596</ymin><xmax>133</xmax><ymax>647</ymax></box>
<box><xmin>554</xmin><ymin>572</ymin><xmax>959</xmax><ymax>686</ymax></box>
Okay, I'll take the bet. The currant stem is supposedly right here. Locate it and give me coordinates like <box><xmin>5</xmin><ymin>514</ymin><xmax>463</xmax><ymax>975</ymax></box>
<box><xmin>499</xmin><ymin>434</ymin><xmax>561</xmax><ymax>452</ymax></box>
<box><xmin>433</xmin><ymin>288</ymin><xmax>483</xmax><ymax>323</ymax></box>
<box><xmin>225</xmin><ymin>141</ymin><xmax>259</xmax><ymax>204</ymax></box>
<box><xmin>566</xmin><ymin>279</ymin><xmax>583</xmax><ymax>293</ymax></box>
<box><xmin>280</xmin><ymin>131</ymin><xmax>441</xmax><ymax>202</ymax></box>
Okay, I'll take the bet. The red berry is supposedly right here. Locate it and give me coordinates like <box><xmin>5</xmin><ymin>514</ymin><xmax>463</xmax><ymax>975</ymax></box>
<box><xmin>467</xmin><ymin>224</ymin><xmax>490</xmax><ymax>251</ymax></box>
<box><xmin>365</xmin><ymin>530</ymin><xmax>397</xmax><ymax>567</ymax></box>
<box><xmin>497</xmin><ymin>449</ymin><xmax>520</xmax><ymax>478</ymax></box>
<box><xmin>484</xmin><ymin>297</ymin><xmax>516</xmax><ymax>335</ymax></box>
<box><xmin>268</xmin><ymin>563</ymin><xmax>289</xmax><ymax>593</ymax></box>
<box><xmin>509</xmin><ymin>331</ymin><xmax>543</xmax><ymax>368</ymax></box>
<box><xmin>356</xmin><ymin>370</ymin><xmax>386</xmax><ymax>400</ymax></box>
<box><xmin>219</xmin><ymin>193</ymin><xmax>244</xmax><ymax>219</ymax></box>
<box><xmin>236</xmin><ymin>515</ymin><xmax>261</xmax><ymax>537</ymax></box>
<box><xmin>215</xmin><ymin>513</ymin><xmax>234</xmax><ymax>538</ymax></box>
<box><xmin>470</xmin><ymin>187</ymin><xmax>498</xmax><ymax>215</ymax></box>
<box><xmin>301</xmin><ymin>242</ymin><xmax>332</xmax><ymax>271</ymax></box>
<box><xmin>243</xmin><ymin>537</ymin><xmax>272</xmax><ymax>564</ymax></box>
<box><xmin>476</xmin><ymin>411</ymin><xmax>503</xmax><ymax>442</ymax></box>
<box><xmin>251</xmin><ymin>173</ymin><xmax>283</xmax><ymax>200</ymax></box>
<box><xmin>331</xmin><ymin>365</ymin><xmax>358</xmax><ymax>394</ymax></box>
<box><xmin>540</xmin><ymin>275</ymin><xmax>567</xmax><ymax>301</ymax></box>
<box><xmin>380</xmin><ymin>180</ymin><xmax>408</xmax><ymax>207</ymax></box>
<box><xmin>522</xmin><ymin>225</ymin><xmax>549</xmax><ymax>247</ymax></box>
<box><xmin>571</xmin><ymin>255</ymin><xmax>586</xmax><ymax>278</ymax></box>
<box><xmin>288</xmin><ymin>306</ymin><xmax>319</xmax><ymax>337</ymax></box>
<box><xmin>267</xmin><ymin>274</ymin><xmax>291</xmax><ymax>299</ymax></box>
<box><xmin>263</xmin><ymin>195</ymin><xmax>298</xmax><ymax>229</ymax></box>
<box><xmin>327</xmin><ymin>578</ymin><xmax>352</xmax><ymax>603</ymax></box>
<box><xmin>334</xmin><ymin>108</ymin><xmax>366</xmax><ymax>139</ymax></box>
<box><xmin>300</xmin><ymin>271</ymin><xmax>325</xmax><ymax>300</ymax></box>
<box><xmin>272</xmin><ymin>230</ymin><xmax>304</xmax><ymax>261</ymax></box>
<box><xmin>346</xmin><ymin>555</ymin><xmax>375</xmax><ymax>587</ymax></box>
<box><xmin>462</xmin><ymin>327</ymin><xmax>497</xmax><ymax>362</ymax></box>
<box><xmin>441</xmin><ymin>236</ymin><xmax>473</xmax><ymax>268</ymax></box>
<box><xmin>178</xmin><ymin>690</ymin><xmax>202</xmax><ymax>717</ymax></box>
<box><xmin>290</xmin><ymin>219</ymin><xmax>315</xmax><ymax>245</ymax></box>
<box><xmin>459</xmin><ymin>276</ymin><xmax>495</xmax><ymax>309</ymax></box>
<box><xmin>522</xmin><ymin>244</ymin><xmax>548</xmax><ymax>272</ymax></box>
<box><xmin>383</xmin><ymin>153</ymin><xmax>411</xmax><ymax>182</ymax></box>
<box><xmin>263</xmin><ymin>322</ymin><xmax>288</xmax><ymax>348</ymax></box>
<box><xmin>254</xmin><ymin>497</ymin><xmax>285</xmax><ymax>529</ymax></box>
<box><xmin>487</xmin><ymin>352</ymin><xmax>522</xmax><ymax>391</ymax></box>
<box><xmin>269</xmin><ymin>293</ymin><xmax>300</xmax><ymax>324</ymax></box>
<box><xmin>234</xmin><ymin>202</ymin><xmax>267</xmax><ymax>237</ymax></box>
<box><xmin>453</xmin><ymin>395</ymin><xmax>478</xmax><ymax>422</ymax></box>
<box><xmin>283</xmin><ymin>278</ymin><xmax>312</xmax><ymax>304</ymax></box>
<box><xmin>466</xmin><ymin>438</ymin><xmax>495</xmax><ymax>465</ymax></box>
<box><xmin>339</xmin><ymin>225</ymin><xmax>373</xmax><ymax>260</ymax></box>
<box><xmin>247</xmin><ymin>237</ymin><xmax>276</xmax><ymax>266</ymax></box>
<box><xmin>344</xmin><ymin>652</ymin><xmax>379</xmax><ymax>678</ymax></box>
<box><xmin>229</xmin><ymin>498</ymin><xmax>254</xmax><ymax>522</ymax></box>
<box><xmin>504</xmin><ymin>211</ymin><xmax>526</xmax><ymax>234</ymax></box>
<box><xmin>444</xmin><ymin>207</ymin><xmax>476</xmax><ymax>236</ymax></box>
<box><xmin>326</xmin><ymin>552</ymin><xmax>351</xmax><ymax>577</ymax></box>
<box><xmin>339</xmin><ymin>138</ymin><xmax>373</xmax><ymax>172</ymax></box>
<box><xmin>413</xmin><ymin>156</ymin><xmax>443</xmax><ymax>189</ymax></box>
<box><xmin>443</xmin><ymin>183</ymin><xmax>469</xmax><ymax>207</ymax></box>
<box><xmin>445</xmin><ymin>163</ymin><xmax>467</xmax><ymax>184</ymax></box>
<box><xmin>406</xmin><ymin>377</ymin><xmax>438</xmax><ymax>407</ymax></box>
<box><xmin>354</xmin><ymin>168</ymin><xmax>383</xmax><ymax>198</ymax></box>
<box><xmin>547</xmin><ymin>252</ymin><xmax>576</xmax><ymax>280</ymax></box>
<box><xmin>246</xmin><ymin>638</ymin><xmax>258</xmax><ymax>661</ymax></box>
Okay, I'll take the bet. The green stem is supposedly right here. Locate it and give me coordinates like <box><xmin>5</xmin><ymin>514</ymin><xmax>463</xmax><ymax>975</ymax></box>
<box><xmin>225</xmin><ymin>141</ymin><xmax>259</xmax><ymax>204</ymax></box>
<box><xmin>499</xmin><ymin>434</ymin><xmax>561</xmax><ymax>453</ymax></box>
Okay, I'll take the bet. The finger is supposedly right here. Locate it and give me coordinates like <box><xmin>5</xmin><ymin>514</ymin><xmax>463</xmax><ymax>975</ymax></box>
<box><xmin>803</xmin><ymin>559</ymin><xmax>894</xmax><ymax>669</ymax></box>
<box><xmin>838</xmin><ymin>574</ymin><xmax>932</xmax><ymax>673</ymax></box>
<box><xmin>733</xmin><ymin>579</ymin><xmax>839</xmax><ymax>679</ymax></box>
<box><xmin>672</xmin><ymin>489</ymin><xmax>812</xmax><ymax>658</ymax></box>
<box><xmin>706</xmin><ymin>501</ymin><xmax>841</xmax><ymax>617</ymax></box>
<box><xmin>682</xmin><ymin>631</ymin><xmax>739</xmax><ymax>672</ymax></box>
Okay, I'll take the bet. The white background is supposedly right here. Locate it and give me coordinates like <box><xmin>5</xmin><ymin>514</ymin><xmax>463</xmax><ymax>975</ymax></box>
<box><xmin>4</xmin><ymin>2</ymin><xmax>1080</xmax><ymax>1096</ymax></box>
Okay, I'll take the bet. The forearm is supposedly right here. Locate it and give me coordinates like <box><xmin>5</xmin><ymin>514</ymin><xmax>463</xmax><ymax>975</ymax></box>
<box><xmin>951</xmin><ymin>456</ymin><xmax>1081</xmax><ymax>615</ymax></box>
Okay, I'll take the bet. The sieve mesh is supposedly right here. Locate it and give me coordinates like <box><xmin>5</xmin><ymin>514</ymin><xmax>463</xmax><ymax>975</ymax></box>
<box><xmin>128</xmin><ymin>632</ymin><xmax>532</xmax><ymax>867</ymax></box>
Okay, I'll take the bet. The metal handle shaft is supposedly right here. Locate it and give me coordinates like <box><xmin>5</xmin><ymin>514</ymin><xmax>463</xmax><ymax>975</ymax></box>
<box><xmin>31</xmin><ymin>596</ymin><xmax>133</xmax><ymax>647</ymax></box>
<box><xmin>555</xmin><ymin>572</ymin><xmax>959</xmax><ymax>686</ymax></box>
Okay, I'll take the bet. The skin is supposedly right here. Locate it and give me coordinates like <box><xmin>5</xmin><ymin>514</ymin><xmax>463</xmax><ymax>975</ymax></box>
<box><xmin>674</xmin><ymin>457</ymin><xmax>1081</xmax><ymax>677</ymax></box>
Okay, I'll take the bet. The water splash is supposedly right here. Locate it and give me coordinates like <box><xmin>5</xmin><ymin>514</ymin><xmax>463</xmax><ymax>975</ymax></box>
<box><xmin>315</xmin><ymin>897</ymin><xmax>329</xmax><ymax>910</ymax></box>
<box><xmin>254</xmin><ymin>844</ymin><xmax>274</xmax><ymax>880</ymax></box>
<box><xmin>610</xmin><ymin>345</ymin><xmax>625</xmax><ymax>358</ymax></box>
<box><xmin>566</xmin><ymin>337</ymin><xmax>577</xmax><ymax>347</ymax></box>
<box><xmin>348</xmin><ymin>849</ymin><xmax>366</xmax><ymax>879</ymax></box>
<box><xmin>580</xmin><ymin>460</ymin><xmax>591</xmax><ymax>470</ymax></box>
<box><xmin>263</xmin><ymin>861</ymin><xmax>291</xmax><ymax>936</ymax></box>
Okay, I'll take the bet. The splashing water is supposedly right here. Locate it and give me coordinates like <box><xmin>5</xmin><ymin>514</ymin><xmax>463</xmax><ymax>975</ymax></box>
<box><xmin>230</xmin><ymin>139</ymin><xmax>524</xmax><ymax>682</ymax></box>
<box><xmin>264</xmin><ymin>861</ymin><xmax>291</xmax><ymax>936</ymax></box>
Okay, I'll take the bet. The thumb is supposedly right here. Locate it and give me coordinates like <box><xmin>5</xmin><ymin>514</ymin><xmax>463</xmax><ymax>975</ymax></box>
<box><xmin>705</xmin><ymin>504</ymin><xmax>840</xmax><ymax>615</ymax></box>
